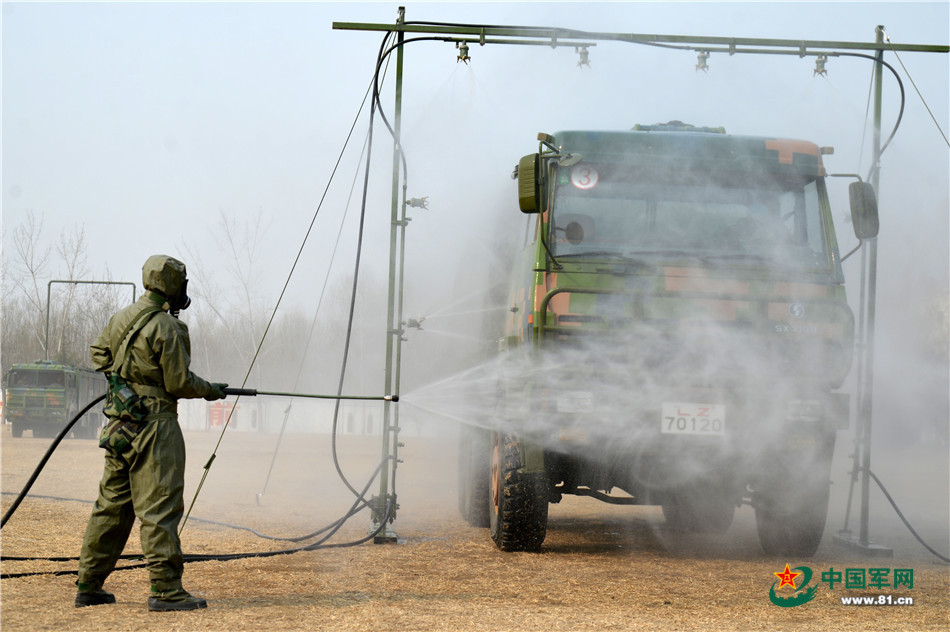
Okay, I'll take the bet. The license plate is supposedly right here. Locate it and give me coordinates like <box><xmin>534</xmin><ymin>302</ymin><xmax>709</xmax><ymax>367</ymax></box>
<box><xmin>661</xmin><ymin>403</ymin><xmax>726</xmax><ymax>435</ymax></box>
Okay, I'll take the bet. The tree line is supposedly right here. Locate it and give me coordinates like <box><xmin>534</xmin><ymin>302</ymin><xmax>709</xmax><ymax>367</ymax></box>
<box><xmin>1</xmin><ymin>210</ymin><xmax>388</xmax><ymax>397</ymax></box>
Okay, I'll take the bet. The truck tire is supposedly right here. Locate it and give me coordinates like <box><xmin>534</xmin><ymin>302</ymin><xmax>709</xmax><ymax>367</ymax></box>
<box><xmin>458</xmin><ymin>425</ymin><xmax>490</xmax><ymax>527</ymax></box>
<box><xmin>489</xmin><ymin>431</ymin><xmax>548</xmax><ymax>552</ymax></box>
<box><xmin>11</xmin><ymin>424</ymin><xmax>23</xmax><ymax>438</ymax></box>
<box><xmin>755</xmin><ymin>483</ymin><xmax>829</xmax><ymax>557</ymax></box>
<box><xmin>661</xmin><ymin>483</ymin><xmax>735</xmax><ymax>534</ymax></box>
<box><xmin>754</xmin><ymin>434</ymin><xmax>834</xmax><ymax>557</ymax></box>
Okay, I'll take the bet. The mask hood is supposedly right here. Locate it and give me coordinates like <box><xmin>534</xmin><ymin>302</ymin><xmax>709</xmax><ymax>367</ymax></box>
<box><xmin>142</xmin><ymin>255</ymin><xmax>190</xmax><ymax>311</ymax></box>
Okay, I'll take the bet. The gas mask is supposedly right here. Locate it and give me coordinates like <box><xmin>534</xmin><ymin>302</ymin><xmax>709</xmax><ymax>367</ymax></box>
<box><xmin>171</xmin><ymin>278</ymin><xmax>191</xmax><ymax>313</ymax></box>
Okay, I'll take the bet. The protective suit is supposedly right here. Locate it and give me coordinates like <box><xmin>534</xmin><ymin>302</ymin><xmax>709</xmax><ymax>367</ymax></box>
<box><xmin>76</xmin><ymin>255</ymin><xmax>226</xmax><ymax>611</ymax></box>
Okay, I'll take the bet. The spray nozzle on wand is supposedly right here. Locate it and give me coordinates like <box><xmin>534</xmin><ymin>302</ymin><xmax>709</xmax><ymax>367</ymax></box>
<box><xmin>222</xmin><ymin>387</ymin><xmax>398</xmax><ymax>402</ymax></box>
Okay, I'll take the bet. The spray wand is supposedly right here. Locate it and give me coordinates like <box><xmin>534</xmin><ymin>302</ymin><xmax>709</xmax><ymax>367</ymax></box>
<box><xmin>223</xmin><ymin>387</ymin><xmax>397</xmax><ymax>402</ymax></box>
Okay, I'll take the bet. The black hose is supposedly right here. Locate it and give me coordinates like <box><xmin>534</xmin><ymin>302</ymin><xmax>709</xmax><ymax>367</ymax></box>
<box><xmin>0</xmin><ymin>394</ymin><xmax>106</xmax><ymax>529</ymax></box>
<box><xmin>831</xmin><ymin>52</ymin><xmax>906</xmax><ymax>163</ymax></box>
<box><xmin>858</xmin><ymin>467</ymin><xmax>950</xmax><ymax>564</ymax></box>
<box><xmin>1</xmin><ymin>459</ymin><xmax>395</xmax><ymax>579</ymax></box>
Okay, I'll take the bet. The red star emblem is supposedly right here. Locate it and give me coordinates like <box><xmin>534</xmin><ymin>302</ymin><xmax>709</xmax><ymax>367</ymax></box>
<box><xmin>774</xmin><ymin>563</ymin><xmax>801</xmax><ymax>589</ymax></box>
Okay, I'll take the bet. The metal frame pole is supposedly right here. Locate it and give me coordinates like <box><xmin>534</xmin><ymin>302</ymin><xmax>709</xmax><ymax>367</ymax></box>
<box><xmin>857</xmin><ymin>25</ymin><xmax>884</xmax><ymax>550</ymax></box>
<box><xmin>374</xmin><ymin>5</ymin><xmax>406</xmax><ymax>542</ymax></box>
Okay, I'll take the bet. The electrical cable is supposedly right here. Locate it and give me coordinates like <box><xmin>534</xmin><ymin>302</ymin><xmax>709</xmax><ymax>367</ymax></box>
<box><xmin>181</xmin><ymin>32</ymin><xmax>398</xmax><ymax>531</ymax></box>
<box><xmin>1</xmin><ymin>490</ymin><xmax>330</xmax><ymax>542</ymax></box>
<box><xmin>831</xmin><ymin>52</ymin><xmax>905</xmax><ymax>163</ymax></box>
<box><xmin>323</xmin><ymin>31</ymin><xmax>388</xmax><ymax>502</ymax></box>
<box><xmin>883</xmin><ymin>29</ymin><xmax>949</xmax><ymax>147</ymax></box>
<box><xmin>371</xmin><ymin>35</ymin><xmax>456</xmax><ymax>185</ymax></box>
<box><xmin>256</xmin><ymin>111</ymin><xmax>375</xmax><ymax>505</ymax></box>
<box><xmin>858</xmin><ymin>467</ymin><xmax>950</xmax><ymax>564</ymax></box>
<box><xmin>0</xmin><ymin>394</ymin><xmax>105</xmax><ymax>529</ymax></box>
<box><xmin>256</xmin><ymin>36</ymin><xmax>402</xmax><ymax>504</ymax></box>
<box><xmin>856</xmin><ymin>61</ymin><xmax>875</xmax><ymax>177</ymax></box>
<box><xmin>325</xmin><ymin>31</ymin><xmax>452</xmax><ymax>504</ymax></box>
<box><xmin>1</xmin><ymin>457</ymin><xmax>394</xmax><ymax>579</ymax></box>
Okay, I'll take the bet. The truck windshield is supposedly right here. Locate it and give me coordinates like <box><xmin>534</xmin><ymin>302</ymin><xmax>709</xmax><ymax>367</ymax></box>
<box><xmin>551</xmin><ymin>165</ymin><xmax>828</xmax><ymax>269</ymax></box>
<box><xmin>37</xmin><ymin>371</ymin><xmax>65</xmax><ymax>387</ymax></box>
<box><xmin>10</xmin><ymin>371</ymin><xmax>36</xmax><ymax>387</ymax></box>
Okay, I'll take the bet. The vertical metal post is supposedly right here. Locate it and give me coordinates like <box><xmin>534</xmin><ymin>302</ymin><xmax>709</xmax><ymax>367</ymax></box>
<box><xmin>45</xmin><ymin>283</ymin><xmax>53</xmax><ymax>361</ymax></box>
<box><xmin>856</xmin><ymin>25</ymin><xmax>886</xmax><ymax>553</ymax></box>
<box><xmin>374</xmin><ymin>5</ymin><xmax>405</xmax><ymax>542</ymax></box>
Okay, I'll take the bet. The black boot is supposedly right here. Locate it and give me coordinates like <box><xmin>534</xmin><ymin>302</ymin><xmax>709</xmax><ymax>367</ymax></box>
<box><xmin>148</xmin><ymin>587</ymin><xmax>207</xmax><ymax>612</ymax></box>
<box><xmin>75</xmin><ymin>582</ymin><xmax>116</xmax><ymax>608</ymax></box>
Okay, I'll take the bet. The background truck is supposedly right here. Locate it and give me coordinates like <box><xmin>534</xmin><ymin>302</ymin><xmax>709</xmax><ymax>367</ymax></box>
<box><xmin>458</xmin><ymin>122</ymin><xmax>879</xmax><ymax>557</ymax></box>
<box><xmin>3</xmin><ymin>361</ymin><xmax>106</xmax><ymax>439</ymax></box>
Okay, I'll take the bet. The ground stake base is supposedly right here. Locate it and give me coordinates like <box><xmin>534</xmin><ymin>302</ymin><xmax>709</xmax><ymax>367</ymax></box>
<box><xmin>834</xmin><ymin>530</ymin><xmax>893</xmax><ymax>558</ymax></box>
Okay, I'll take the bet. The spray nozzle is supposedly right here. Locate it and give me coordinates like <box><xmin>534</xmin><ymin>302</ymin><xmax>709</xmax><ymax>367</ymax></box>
<box><xmin>405</xmin><ymin>317</ymin><xmax>425</xmax><ymax>330</ymax></box>
<box><xmin>457</xmin><ymin>41</ymin><xmax>470</xmax><ymax>64</ymax></box>
<box><xmin>576</xmin><ymin>46</ymin><xmax>590</xmax><ymax>68</ymax></box>
<box><xmin>696</xmin><ymin>50</ymin><xmax>710</xmax><ymax>73</ymax></box>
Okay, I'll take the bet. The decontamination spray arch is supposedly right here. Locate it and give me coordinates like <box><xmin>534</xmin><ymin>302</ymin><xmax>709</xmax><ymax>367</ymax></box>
<box><xmin>333</xmin><ymin>9</ymin><xmax>948</xmax><ymax>557</ymax></box>
<box><xmin>2</xmin><ymin>9</ymin><xmax>947</xmax><ymax>579</ymax></box>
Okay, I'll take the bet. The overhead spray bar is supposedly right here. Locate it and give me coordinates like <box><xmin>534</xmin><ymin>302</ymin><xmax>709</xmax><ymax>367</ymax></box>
<box><xmin>333</xmin><ymin>21</ymin><xmax>948</xmax><ymax>56</ymax></box>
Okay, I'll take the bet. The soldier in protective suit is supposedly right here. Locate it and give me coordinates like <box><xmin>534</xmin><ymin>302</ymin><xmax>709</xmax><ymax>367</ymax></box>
<box><xmin>75</xmin><ymin>255</ymin><xmax>227</xmax><ymax>611</ymax></box>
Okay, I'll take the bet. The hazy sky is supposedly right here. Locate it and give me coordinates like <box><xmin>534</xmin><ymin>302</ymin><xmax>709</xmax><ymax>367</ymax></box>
<box><xmin>3</xmin><ymin>1</ymin><xmax>948</xmax><ymax>322</ymax></box>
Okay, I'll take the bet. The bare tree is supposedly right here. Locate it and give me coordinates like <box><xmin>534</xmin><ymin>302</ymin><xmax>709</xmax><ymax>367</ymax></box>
<box><xmin>8</xmin><ymin>210</ymin><xmax>52</xmax><ymax>354</ymax></box>
<box><xmin>50</xmin><ymin>225</ymin><xmax>90</xmax><ymax>361</ymax></box>
<box><xmin>184</xmin><ymin>210</ymin><xmax>271</xmax><ymax>384</ymax></box>
<box><xmin>2</xmin><ymin>213</ymin><xmax>125</xmax><ymax>374</ymax></box>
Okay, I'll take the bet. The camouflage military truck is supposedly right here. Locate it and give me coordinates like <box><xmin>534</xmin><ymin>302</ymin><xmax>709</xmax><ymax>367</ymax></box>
<box><xmin>458</xmin><ymin>122</ymin><xmax>879</xmax><ymax>557</ymax></box>
<box><xmin>3</xmin><ymin>362</ymin><xmax>106</xmax><ymax>439</ymax></box>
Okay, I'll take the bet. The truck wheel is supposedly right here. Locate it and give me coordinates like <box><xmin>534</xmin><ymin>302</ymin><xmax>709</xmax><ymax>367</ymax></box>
<box><xmin>662</xmin><ymin>484</ymin><xmax>735</xmax><ymax>534</ymax></box>
<box><xmin>458</xmin><ymin>425</ymin><xmax>490</xmax><ymax>527</ymax></box>
<box><xmin>755</xmin><ymin>484</ymin><xmax>829</xmax><ymax>557</ymax></box>
<box><xmin>11</xmin><ymin>424</ymin><xmax>23</xmax><ymax>438</ymax></box>
<box><xmin>489</xmin><ymin>431</ymin><xmax>548</xmax><ymax>552</ymax></box>
<box><xmin>754</xmin><ymin>435</ymin><xmax>834</xmax><ymax>557</ymax></box>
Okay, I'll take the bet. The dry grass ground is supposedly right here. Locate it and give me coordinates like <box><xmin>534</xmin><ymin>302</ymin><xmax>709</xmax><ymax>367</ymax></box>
<box><xmin>1</xmin><ymin>423</ymin><xmax>947</xmax><ymax>631</ymax></box>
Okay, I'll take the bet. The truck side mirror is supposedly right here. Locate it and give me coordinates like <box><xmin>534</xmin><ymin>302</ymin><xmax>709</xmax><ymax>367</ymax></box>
<box><xmin>849</xmin><ymin>181</ymin><xmax>879</xmax><ymax>239</ymax></box>
<box><xmin>517</xmin><ymin>154</ymin><xmax>541</xmax><ymax>214</ymax></box>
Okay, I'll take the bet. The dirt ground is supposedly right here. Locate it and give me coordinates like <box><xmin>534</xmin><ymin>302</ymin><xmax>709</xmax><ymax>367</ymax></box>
<box><xmin>1</xmin><ymin>422</ymin><xmax>947</xmax><ymax>631</ymax></box>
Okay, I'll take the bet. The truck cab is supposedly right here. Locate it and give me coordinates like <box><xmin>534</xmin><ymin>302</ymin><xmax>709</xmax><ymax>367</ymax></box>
<box><xmin>458</xmin><ymin>123</ymin><xmax>878</xmax><ymax>557</ymax></box>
